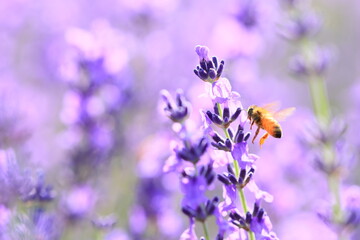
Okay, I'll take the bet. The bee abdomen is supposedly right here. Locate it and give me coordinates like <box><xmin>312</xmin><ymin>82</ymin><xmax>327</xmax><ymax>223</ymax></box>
<box><xmin>272</xmin><ymin>126</ymin><xmax>282</xmax><ymax>138</ymax></box>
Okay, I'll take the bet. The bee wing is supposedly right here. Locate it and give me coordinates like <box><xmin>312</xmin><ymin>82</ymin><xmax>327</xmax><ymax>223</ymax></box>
<box><xmin>260</xmin><ymin>101</ymin><xmax>281</xmax><ymax>114</ymax></box>
<box><xmin>274</xmin><ymin>107</ymin><xmax>296</xmax><ymax>121</ymax></box>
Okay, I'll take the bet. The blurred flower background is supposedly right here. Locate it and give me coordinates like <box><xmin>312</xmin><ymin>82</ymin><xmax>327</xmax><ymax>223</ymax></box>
<box><xmin>0</xmin><ymin>0</ymin><xmax>359</xmax><ymax>239</ymax></box>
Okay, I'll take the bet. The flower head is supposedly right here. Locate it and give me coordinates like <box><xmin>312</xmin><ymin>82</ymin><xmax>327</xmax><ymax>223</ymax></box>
<box><xmin>160</xmin><ymin>89</ymin><xmax>190</xmax><ymax>123</ymax></box>
<box><xmin>194</xmin><ymin>45</ymin><xmax>225</xmax><ymax>83</ymax></box>
<box><xmin>181</xmin><ymin>163</ymin><xmax>215</xmax><ymax>210</ymax></box>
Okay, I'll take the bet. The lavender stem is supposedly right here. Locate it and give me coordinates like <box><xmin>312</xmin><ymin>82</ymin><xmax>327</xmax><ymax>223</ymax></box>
<box><xmin>201</xmin><ymin>221</ymin><xmax>210</xmax><ymax>240</ymax></box>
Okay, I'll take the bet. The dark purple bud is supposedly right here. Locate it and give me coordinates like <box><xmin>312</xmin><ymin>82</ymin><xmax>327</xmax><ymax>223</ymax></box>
<box><xmin>223</xmin><ymin>107</ymin><xmax>230</xmax><ymax>120</ymax></box>
<box><xmin>229</xmin><ymin>211</ymin><xmax>241</xmax><ymax>220</ymax></box>
<box><xmin>199</xmin><ymin>165</ymin><xmax>205</xmax><ymax>175</ymax></box>
<box><xmin>216</xmin><ymin>234</ymin><xmax>224</xmax><ymax>240</ymax></box>
<box><xmin>244</xmin><ymin>173</ymin><xmax>253</xmax><ymax>185</ymax></box>
<box><xmin>230</xmin><ymin>108</ymin><xmax>242</xmax><ymax>122</ymax></box>
<box><xmin>225</xmin><ymin>138</ymin><xmax>232</xmax><ymax>149</ymax></box>
<box><xmin>216</xmin><ymin>61</ymin><xmax>224</xmax><ymax>78</ymax></box>
<box><xmin>235</xmin><ymin>131</ymin><xmax>244</xmax><ymax>143</ymax></box>
<box><xmin>245</xmin><ymin>212</ymin><xmax>252</xmax><ymax>224</ymax></box>
<box><xmin>227</xmin><ymin>128</ymin><xmax>234</xmax><ymax>140</ymax></box>
<box><xmin>253</xmin><ymin>202</ymin><xmax>260</xmax><ymax>217</ymax></box>
<box><xmin>206</xmin><ymin>173</ymin><xmax>215</xmax><ymax>185</ymax></box>
<box><xmin>228</xmin><ymin>173</ymin><xmax>238</xmax><ymax>185</ymax></box>
<box><xmin>198</xmin><ymin>68</ymin><xmax>209</xmax><ymax>80</ymax></box>
<box><xmin>212</xmin><ymin>114</ymin><xmax>223</xmax><ymax>125</ymax></box>
<box><xmin>177</xmin><ymin>150</ymin><xmax>191</xmax><ymax>162</ymax></box>
<box><xmin>196</xmin><ymin>206</ymin><xmax>206</xmax><ymax>221</ymax></box>
<box><xmin>238</xmin><ymin>218</ymin><xmax>246</xmax><ymax>227</ymax></box>
<box><xmin>218</xmin><ymin>174</ymin><xmax>231</xmax><ymax>185</ymax></box>
<box><xmin>194</xmin><ymin>69</ymin><xmax>200</xmax><ymax>77</ymax></box>
<box><xmin>200</xmin><ymin>60</ymin><xmax>208</xmax><ymax>71</ymax></box>
<box><xmin>205</xmin><ymin>199</ymin><xmax>211</xmax><ymax>209</ymax></box>
<box><xmin>238</xmin><ymin>176</ymin><xmax>244</xmax><ymax>185</ymax></box>
<box><xmin>214</xmin><ymin>104</ymin><xmax>220</xmax><ymax>115</ymax></box>
<box><xmin>227</xmin><ymin>164</ymin><xmax>235</xmax><ymax>175</ymax></box>
<box><xmin>182</xmin><ymin>206</ymin><xmax>195</xmax><ymax>217</ymax></box>
<box><xmin>198</xmin><ymin>138</ymin><xmax>208</xmax><ymax>155</ymax></box>
<box><xmin>257</xmin><ymin>208</ymin><xmax>265</xmax><ymax>222</ymax></box>
<box><xmin>244</xmin><ymin>132</ymin><xmax>251</xmax><ymax>142</ymax></box>
<box><xmin>240</xmin><ymin>169</ymin><xmax>246</xmax><ymax>180</ymax></box>
<box><xmin>206</xmin><ymin>202</ymin><xmax>216</xmax><ymax>215</ymax></box>
<box><xmin>205</xmin><ymin>164</ymin><xmax>213</xmax><ymax>177</ymax></box>
<box><xmin>212</xmin><ymin>133</ymin><xmax>224</xmax><ymax>143</ymax></box>
<box><xmin>209</xmin><ymin>68</ymin><xmax>217</xmax><ymax>79</ymax></box>
<box><xmin>234</xmin><ymin>124</ymin><xmax>245</xmax><ymax>143</ymax></box>
<box><xmin>206</xmin><ymin>111</ymin><xmax>213</xmax><ymax>121</ymax></box>
<box><xmin>207</xmin><ymin>61</ymin><xmax>214</xmax><ymax>70</ymax></box>
<box><xmin>176</xmin><ymin>91</ymin><xmax>183</xmax><ymax>107</ymax></box>
<box><xmin>211</xmin><ymin>142</ymin><xmax>222</xmax><ymax>150</ymax></box>
<box><xmin>217</xmin><ymin>142</ymin><xmax>227</xmax><ymax>150</ymax></box>
<box><xmin>230</xmin><ymin>220</ymin><xmax>240</xmax><ymax>228</ymax></box>
<box><xmin>212</xmin><ymin>57</ymin><xmax>218</xmax><ymax>69</ymax></box>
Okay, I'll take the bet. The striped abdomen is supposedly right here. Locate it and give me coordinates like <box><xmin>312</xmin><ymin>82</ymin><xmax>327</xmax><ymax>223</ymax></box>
<box><xmin>261</xmin><ymin>117</ymin><xmax>282</xmax><ymax>138</ymax></box>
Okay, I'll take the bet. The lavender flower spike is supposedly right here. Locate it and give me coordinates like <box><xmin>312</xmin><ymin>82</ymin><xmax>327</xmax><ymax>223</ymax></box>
<box><xmin>194</xmin><ymin>45</ymin><xmax>225</xmax><ymax>83</ymax></box>
<box><xmin>160</xmin><ymin>89</ymin><xmax>190</xmax><ymax>123</ymax></box>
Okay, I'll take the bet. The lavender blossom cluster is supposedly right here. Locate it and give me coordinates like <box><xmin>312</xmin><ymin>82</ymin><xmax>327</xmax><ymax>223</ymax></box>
<box><xmin>161</xmin><ymin>45</ymin><xmax>278</xmax><ymax>240</ymax></box>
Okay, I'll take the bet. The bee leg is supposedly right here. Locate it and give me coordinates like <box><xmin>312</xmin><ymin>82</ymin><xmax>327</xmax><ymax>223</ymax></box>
<box><xmin>252</xmin><ymin>127</ymin><xmax>260</xmax><ymax>144</ymax></box>
<box><xmin>250</xmin><ymin>120</ymin><xmax>255</xmax><ymax>130</ymax></box>
<box><xmin>259</xmin><ymin>133</ymin><xmax>269</xmax><ymax>148</ymax></box>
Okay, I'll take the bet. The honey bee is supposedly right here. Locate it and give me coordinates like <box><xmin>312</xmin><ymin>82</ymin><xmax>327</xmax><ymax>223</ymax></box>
<box><xmin>247</xmin><ymin>103</ymin><xmax>295</xmax><ymax>147</ymax></box>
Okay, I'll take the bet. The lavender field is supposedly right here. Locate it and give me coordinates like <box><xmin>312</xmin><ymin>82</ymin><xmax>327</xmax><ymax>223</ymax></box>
<box><xmin>0</xmin><ymin>0</ymin><xmax>359</xmax><ymax>239</ymax></box>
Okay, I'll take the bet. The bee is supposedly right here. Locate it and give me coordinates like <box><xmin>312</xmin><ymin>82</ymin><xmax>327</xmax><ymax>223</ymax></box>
<box><xmin>247</xmin><ymin>103</ymin><xmax>295</xmax><ymax>147</ymax></box>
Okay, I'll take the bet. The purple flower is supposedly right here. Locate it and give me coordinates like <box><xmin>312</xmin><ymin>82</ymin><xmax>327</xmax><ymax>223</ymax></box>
<box><xmin>247</xmin><ymin>180</ymin><xmax>274</xmax><ymax>204</ymax></box>
<box><xmin>213</xmin><ymin>206</ymin><xmax>236</xmax><ymax>239</ymax></box>
<box><xmin>231</xmin><ymin>141</ymin><xmax>259</xmax><ymax>169</ymax></box>
<box><xmin>205</xmin><ymin>78</ymin><xmax>241</xmax><ymax>106</ymax></box>
<box><xmin>180</xmin><ymin>166</ymin><xmax>213</xmax><ymax>210</ymax></box>
<box><xmin>195</xmin><ymin>45</ymin><xmax>210</xmax><ymax>62</ymax></box>
<box><xmin>180</xmin><ymin>217</ymin><xmax>197</xmax><ymax>240</ymax></box>
<box><xmin>341</xmin><ymin>185</ymin><xmax>360</xmax><ymax>228</ymax></box>
<box><xmin>281</xmin><ymin>13</ymin><xmax>321</xmax><ymax>40</ymax></box>
<box><xmin>0</xmin><ymin>149</ymin><xmax>32</xmax><ymax>205</ymax></box>
<box><xmin>194</xmin><ymin>45</ymin><xmax>225</xmax><ymax>82</ymax></box>
<box><xmin>163</xmin><ymin>140</ymin><xmax>183</xmax><ymax>173</ymax></box>
<box><xmin>219</xmin><ymin>184</ymin><xmax>238</xmax><ymax>213</ymax></box>
<box><xmin>160</xmin><ymin>89</ymin><xmax>190</xmax><ymax>123</ymax></box>
<box><xmin>218</xmin><ymin>166</ymin><xmax>256</xmax><ymax>214</ymax></box>
<box><xmin>250</xmin><ymin>209</ymin><xmax>278</xmax><ymax>240</ymax></box>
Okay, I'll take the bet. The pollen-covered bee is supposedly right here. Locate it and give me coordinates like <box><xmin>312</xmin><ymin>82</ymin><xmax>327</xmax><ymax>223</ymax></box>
<box><xmin>247</xmin><ymin>103</ymin><xmax>295</xmax><ymax>147</ymax></box>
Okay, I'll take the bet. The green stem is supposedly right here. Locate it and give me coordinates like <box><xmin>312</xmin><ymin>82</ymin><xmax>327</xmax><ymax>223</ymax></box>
<box><xmin>308</xmin><ymin>75</ymin><xmax>331</xmax><ymax>125</ymax></box>
<box><xmin>202</xmin><ymin>221</ymin><xmax>210</xmax><ymax>240</ymax></box>
<box><xmin>216</xmin><ymin>104</ymin><xmax>255</xmax><ymax>239</ymax></box>
<box><xmin>300</xmin><ymin>36</ymin><xmax>345</xmax><ymax>237</ymax></box>
<box><xmin>233</xmin><ymin>159</ymin><xmax>255</xmax><ymax>240</ymax></box>
<box><xmin>234</xmin><ymin>161</ymin><xmax>248</xmax><ymax>213</ymax></box>
<box><xmin>216</xmin><ymin>103</ymin><xmax>223</xmax><ymax>117</ymax></box>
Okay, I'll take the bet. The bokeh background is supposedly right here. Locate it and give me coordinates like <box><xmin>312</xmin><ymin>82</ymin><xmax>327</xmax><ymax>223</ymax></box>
<box><xmin>0</xmin><ymin>0</ymin><xmax>359</xmax><ymax>239</ymax></box>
